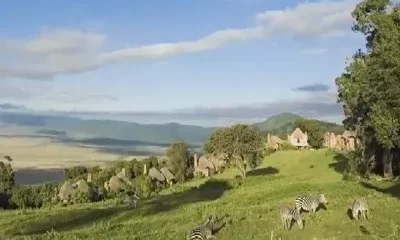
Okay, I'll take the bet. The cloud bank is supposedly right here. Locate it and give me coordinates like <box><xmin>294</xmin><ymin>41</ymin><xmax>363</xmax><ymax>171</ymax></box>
<box><xmin>0</xmin><ymin>83</ymin><xmax>118</xmax><ymax>103</ymax></box>
<box><xmin>0</xmin><ymin>0</ymin><xmax>358</xmax><ymax>80</ymax></box>
<box><xmin>293</xmin><ymin>83</ymin><xmax>331</xmax><ymax>92</ymax></box>
<box><xmin>63</xmin><ymin>90</ymin><xmax>342</xmax><ymax>121</ymax></box>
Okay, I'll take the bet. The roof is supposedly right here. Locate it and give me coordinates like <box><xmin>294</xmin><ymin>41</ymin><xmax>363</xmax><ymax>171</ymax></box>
<box><xmin>160</xmin><ymin>167</ymin><xmax>175</xmax><ymax>181</ymax></box>
<box><xmin>291</xmin><ymin>128</ymin><xmax>306</xmax><ymax>139</ymax></box>
<box><xmin>148</xmin><ymin>167</ymin><xmax>166</xmax><ymax>182</ymax></box>
<box><xmin>270</xmin><ymin>135</ymin><xmax>283</xmax><ymax>144</ymax></box>
<box><xmin>343</xmin><ymin>130</ymin><xmax>356</xmax><ymax>138</ymax></box>
<box><xmin>197</xmin><ymin>156</ymin><xmax>215</xmax><ymax>170</ymax></box>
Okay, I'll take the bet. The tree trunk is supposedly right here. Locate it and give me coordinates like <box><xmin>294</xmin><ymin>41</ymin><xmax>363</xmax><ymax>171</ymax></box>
<box><xmin>235</xmin><ymin>159</ymin><xmax>247</xmax><ymax>178</ymax></box>
<box><xmin>383</xmin><ymin>148</ymin><xmax>393</xmax><ymax>178</ymax></box>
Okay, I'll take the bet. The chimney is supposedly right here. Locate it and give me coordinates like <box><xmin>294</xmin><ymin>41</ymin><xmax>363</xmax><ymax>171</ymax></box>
<box><xmin>87</xmin><ymin>173</ymin><xmax>92</xmax><ymax>183</ymax></box>
<box><xmin>267</xmin><ymin>133</ymin><xmax>271</xmax><ymax>143</ymax></box>
<box><xmin>194</xmin><ymin>153</ymin><xmax>198</xmax><ymax>168</ymax></box>
<box><xmin>121</xmin><ymin>168</ymin><xmax>126</xmax><ymax>177</ymax></box>
<box><xmin>143</xmin><ymin>164</ymin><xmax>147</xmax><ymax>175</ymax></box>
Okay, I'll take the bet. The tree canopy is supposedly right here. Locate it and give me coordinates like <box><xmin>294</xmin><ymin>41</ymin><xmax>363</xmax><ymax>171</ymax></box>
<box><xmin>166</xmin><ymin>142</ymin><xmax>191</xmax><ymax>182</ymax></box>
<box><xmin>336</xmin><ymin>0</ymin><xmax>400</xmax><ymax>177</ymax></box>
<box><xmin>204</xmin><ymin>124</ymin><xmax>264</xmax><ymax>178</ymax></box>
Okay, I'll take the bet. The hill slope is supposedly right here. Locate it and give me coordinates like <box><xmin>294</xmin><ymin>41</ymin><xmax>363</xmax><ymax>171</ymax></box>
<box><xmin>0</xmin><ymin>112</ymin><xmax>214</xmax><ymax>145</ymax></box>
<box><xmin>254</xmin><ymin>112</ymin><xmax>344</xmax><ymax>136</ymax></box>
<box><xmin>0</xmin><ymin>111</ymin><xmax>343</xmax><ymax>146</ymax></box>
<box><xmin>1</xmin><ymin>150</ymin><xmax>399</xmax><ymax>239</ymax></box>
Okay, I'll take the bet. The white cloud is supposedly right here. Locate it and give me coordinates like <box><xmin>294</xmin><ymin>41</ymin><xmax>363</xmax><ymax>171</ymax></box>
<box><xmin>0</xmin><ymin>83</ymin><xmax>118</xmax><ymax>103</ymax></box>
<box><xmin>256</xmin><ymin>0</ymin><xmax>357</xmax><ymax>38</ymax></box>
<box><xmin>0</xmin><ymin>0</ymin><xmax>358</xmax><ymax>80</ymax></box>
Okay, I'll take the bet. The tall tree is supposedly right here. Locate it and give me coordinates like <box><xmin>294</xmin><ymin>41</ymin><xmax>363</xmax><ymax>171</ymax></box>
<box><xmin>166</xmin><ymin>142</ymin><xmax>191</xmax><ymax>182</ymax></box>
<box><xmin>204</xmin><ymin>124</ymin><xmax>263</xmax><ymax>178</ymax></box>
<box><xmin>336</xmin><ymin>0</ymin><xmax>400</xmax><ymax>177</ymax></box>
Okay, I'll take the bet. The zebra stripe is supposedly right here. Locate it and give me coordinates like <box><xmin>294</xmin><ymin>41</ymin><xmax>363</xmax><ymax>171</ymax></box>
<box><xmin>349</xmin><ymin>198</ymin><xmax>369</xmax><ymax>220</ymax></box>
<box><xmin>280</xmin><ymin>204</ymin><xmax>304</xmax><ymax>230</ymax></box>
<box><xmin>187</xmin><ymin>217</ymin><xmax>215</xmax><ymax>240</ymax></box>
<box><xmin>295</xmin><ymin>194</ymin><xmax>327</xmax><ymax>213</ymax></box>
<box><xmin>123</xmin><ymin>193</ymin><xmax>140</xmax><ymax>208</ymax></box>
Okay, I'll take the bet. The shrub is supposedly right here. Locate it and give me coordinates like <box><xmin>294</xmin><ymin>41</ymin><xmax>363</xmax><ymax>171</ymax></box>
<box><xmin>0</xmin><ymin>161</ymin><xmax>15</xmax><ymax>194</ymax></box>
<box><xmin>280</xmin><ymin>142</ymin><xmax>297</xmax><ymax>151</ymax></box>
<box><xmin>342</xmin><ymin>149</ymin><xmax>369</xmax><ymax>181</ymax></box>
<box><xmin>134</xmin><ymin>176</ymin><xmax>160</xmax><ymax>197</ymax></box>
<box><xmin>64</xmin><ymin>166</ymin><xmax>88</xmax><ymax>180</ymax></box>
<box><xmin>10</xmin><ymin>183</ymin><xmax>56</xmax><ymax>209</ymax></box>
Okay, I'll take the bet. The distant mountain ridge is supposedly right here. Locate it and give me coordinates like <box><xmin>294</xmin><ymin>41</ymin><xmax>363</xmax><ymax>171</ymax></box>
<box><xmin>0</xmin><ymin>110</ymin><xmax>343</xmax><ymax>145</ymax></box>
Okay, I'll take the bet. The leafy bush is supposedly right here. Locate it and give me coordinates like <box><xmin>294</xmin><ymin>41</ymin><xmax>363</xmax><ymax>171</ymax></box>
<box><xmin>0</xmin><ymin>161</ymin><xmax>15</xmax><ymax>194</ymax></box>
<box><xmin>134</xmin><ymin>176</ymin><xmax>162</xmax><ymax>197</ymax></box>
<box><xmin>342</xmin><ymin>150</ymin><xmax>365</xmax><ymax>181</ymax></box>
<box><xmin>280</xmin><ymin>142</ymin><xmax>297</xmax><ymax>151</ymax></box>
<box><xmin>10</xmin><ymin>183</ymin><xmax>56</xmax><ymax>209</ymax></box>
<box><xmin>64</xmin><ymin>166</ymin><xmax>88</xmax><ymax>180</ymax></box>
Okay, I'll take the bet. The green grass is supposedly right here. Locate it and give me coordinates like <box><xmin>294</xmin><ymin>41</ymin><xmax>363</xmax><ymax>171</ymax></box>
<box><xmin>1</xmin><ymin>149</ymin><xmax>400</xmax><ymax>240</ymax></box>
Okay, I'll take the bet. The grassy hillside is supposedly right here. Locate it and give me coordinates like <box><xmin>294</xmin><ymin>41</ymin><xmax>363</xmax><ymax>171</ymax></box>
<box><xmin>1</xmin><ymin>150</ymin><xmax>399</xmax><ymax>239</ymax></box>
<box><xmin>253</xmin><ymin>112</ymin><xmax>302</xmax><ymax>133</ymax></box>
<box><xmin>254</xmin><ymin>112</ymin><xmax>344</xmax><ymax>137</ymax></box>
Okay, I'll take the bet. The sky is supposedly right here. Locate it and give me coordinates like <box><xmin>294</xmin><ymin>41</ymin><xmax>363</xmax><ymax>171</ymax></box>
<box><xmin>0</xmin><ymin>0</ymin><xmax>367</xmax><ymax>126</ymax></box>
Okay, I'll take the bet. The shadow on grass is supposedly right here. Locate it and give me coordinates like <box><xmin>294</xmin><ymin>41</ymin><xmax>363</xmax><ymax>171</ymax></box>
<box><xmin>143</xmin><ymin>178</ymin><xmax>232</xmax><ymax>215</ymax></box>
<box><xmin>7</xmin><ymin>206</ymin><xmax>129</xmax><ymax>236</ymax></box>
<box><xmin>328</xmin><ymin>152</ymin><xmax>349</xmax><ymax>174</ymax></box>
<box><xmin>346</xmin><ymin>208</ymin><xmax>354</xmax><ymax>220</ymax></box>
<box><xmin>359</xmin><ymin>181</ymin><xmax>400</xmax><ymax>200</ymax></box>
<box><xmin>7</xmin><ymin>179</ymin><xmax>231</xmax><ymax>236</ymax></box>
<box><xmin>247</xmin><ymin>167</ymin><xmax>279</xmax><ymax>177</ymax></box>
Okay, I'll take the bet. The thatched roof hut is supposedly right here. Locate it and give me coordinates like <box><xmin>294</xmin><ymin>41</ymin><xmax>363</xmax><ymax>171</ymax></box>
<box><xmin>58</xmin><ymin>181</ymin><xmax>75</xmax><ymax>203</ymax></box>
<box><xmin>198</xmin><ymin>156</ymin><xmax>215</xmax><ymax>170</ymax></box>
<box><xmin>160</xmin><ymin>167</ymin><xmax>175</xmax><ymax>182</ymax></box>
<box><xmin>148</xmin><ymin>167</ymin><xmax>166</xmax><ymax>182</ymax></box>
<box><xmin>108</xmin><ymin>176</ymin><xmax>124</xmax><ymax>192</ymax></box>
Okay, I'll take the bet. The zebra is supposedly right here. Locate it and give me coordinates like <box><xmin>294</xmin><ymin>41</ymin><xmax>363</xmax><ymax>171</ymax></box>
<box><xmin>295</xmin><ymin>194</ymin><xmax>328</xmax><ymax>215</ymax></box>
<box><xmin>187</xmin><ymin>214</ymin><xmax>230</xmax><ymax>240</ymax></box>
<box><xmin>349</xmin><ymin>198</ymin><xmax>369</xmax><ymax>221</ymax></box>
<box><xmin>280</xmin><ymin>204</ymin><xmax>304</xmax><ymax>230</ymax></box>
<box><xmin>123</xmin><ymin>193</ymin><xmax>140</xmax><ymax>208</ymax></box>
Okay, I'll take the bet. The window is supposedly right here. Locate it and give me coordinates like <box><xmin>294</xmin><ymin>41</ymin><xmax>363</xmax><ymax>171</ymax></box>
<box><xmin>297</xmin><ymin>138</ymin><xmax>300</xmax><ymax>143</ymax></box>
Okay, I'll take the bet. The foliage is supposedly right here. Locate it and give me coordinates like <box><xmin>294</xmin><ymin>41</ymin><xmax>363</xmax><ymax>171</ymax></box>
<box><xmin>336</xmin><ymin>0</ymin><xmax>400</xmax><ymax>177</ymax></box>
<box><xmin>0</xmin><ymin>161</ymin><xmax>14</xmax><ymax>194</ymax></box>
<box><xmin>294</xmin><ymin>118</ymin><xmax>325</xmax><ymax>149</ymax></box>
<box><xmin>166</xmin><ymin>142</ymin><xmax>191</xmax><ymax>182</ymax></box>
<box><xmin>204</xmin><ymin>124</ymin><xmax>264</xmax><ymax>177</ymax></box>
<box><xmin>10</xmin><ymin>183</ymin><xmax>57</xmax><ymax>209</ymax></box>
<box><xmin>280</xmin><ymin>142</ymin><xmax>297</xmax><ymax>151</ymax></box>
<box><xmin>255</xmin><ymin>113</ymin><xmax>344</xmax><ymax>136</ymax></box>
<box><xmin>134</xmin><ymin>175</ymin><xmax>159</xmax><ymax>197</ymax></box>
<box><xmin>142</xmin><ymin>156</ymin><xmax>159</xmax><ymax>169</ymax></box>
<box><xmin>64</xmin><ymin>166</ymin><xmax>88</xmax><ymax>180</ymax></box>
<box><xmin>1</xmin><ymin>150</ymin><xmax>400</xmax><ymax>239</ymax></box>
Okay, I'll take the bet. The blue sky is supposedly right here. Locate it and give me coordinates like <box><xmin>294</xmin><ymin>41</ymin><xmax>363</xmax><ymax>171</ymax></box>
<box><xmin>0</xmin><ymin>0</ymin><xmax>365</xmax><ymax>126</ymax></box>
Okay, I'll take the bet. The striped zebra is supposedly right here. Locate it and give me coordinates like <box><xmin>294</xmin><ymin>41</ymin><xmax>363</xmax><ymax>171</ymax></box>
<box><xmin>295</xmin><ymin>194</ymin><xmax>328</xmax><ymax>214</ymax></box>
<box><xmin>349</xmin><ymin>198</ymin><xmax>369</xmax><ymax>220</ymax></box>
<box><xmin>123</xmin><ymin>193</ymin><xmax>140</xmax><ymax>208</ymax></box>
<box><xmin>187</xmin><ymin>216</ymin><xmax>217</xmax><ymax>240</ymax></box>
<box><xmin>280</xmin><ymin>204</ymin><xmax>304</xmax><ymax>230</ymax></box>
